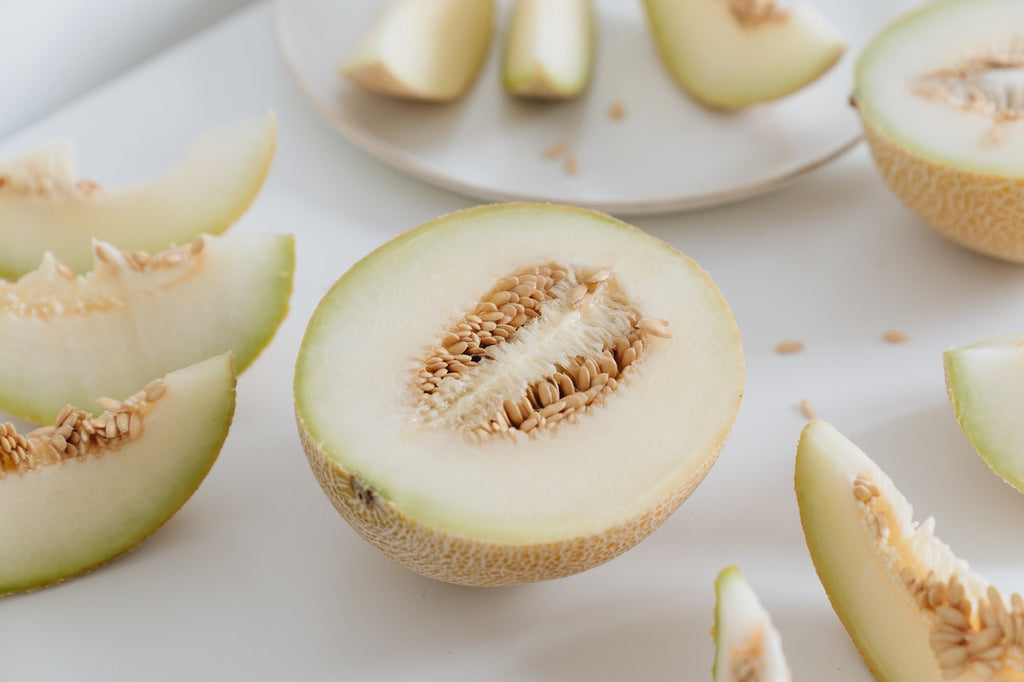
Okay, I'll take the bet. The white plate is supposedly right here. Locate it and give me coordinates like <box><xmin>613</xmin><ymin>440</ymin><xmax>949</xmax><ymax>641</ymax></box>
<box><xmin>272</xmin><ymin>0</ymin><xmax>915</xmax><ymax>215</ymax></box>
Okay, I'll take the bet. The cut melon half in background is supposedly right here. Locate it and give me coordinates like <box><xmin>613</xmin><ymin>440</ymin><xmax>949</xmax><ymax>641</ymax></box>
<box><xmin>0</xmin><ymin>352</ymin><xmax>236</xmax><ymax>596</ymax></box>
<box><xmin>945</xmin><ymin>335</ymin><xmax>1024</xmax><ymax>494</ymax></box>
<box><xmin>854</xmin><ymin>0</ymin><xmax>1024</xmax><ymax>262</ymax></box>
<box><xmin>0</xmin><ymin>231</ymin><xmax>293</xmax><ymax>424</ymax></box>
<box><xmin>0</xmin><ymin>113</ymin><xmax>276</xmax><ymax>279</ymax></box>
<box><xmin>641</xmin><ymin>0</ymin><xmax>845</xmax><ymax>109</ymax></box>
<box><xmin>712</xmin><ymin>566</ymin><xmax>792</xmax><ymax>682</ymax></box>
<box><xmin>295</xmin><ymin>203</ymin><xmax>744</xmax><ymax>586</ymax></box>
<box><xmin>340</xmin><ymin>0</ymin><xmax>495</xmax><ymax>102</ymax></box>
<box><xmin>797</xmin><ymin>419</ymin><xmax>1024</xmax><ymax>681</ymax></box>
<box><xmin>502</xmin><ymin>0</ymin><xmax>595</xmax><ymax>99</ymax></box>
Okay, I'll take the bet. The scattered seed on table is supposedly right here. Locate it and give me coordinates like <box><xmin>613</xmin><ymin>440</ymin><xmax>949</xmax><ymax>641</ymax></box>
<box><xmin>800</xmin><ymin>399</ymin><xmax>817</xmax><ymax>419</ymax></box>
<box><xmin>775</xmin><ymin>340</ymin><xmax>804</xmax><ymax>355</ymax></box>
<box><xmin>883</xmin><ymin>330</ymin><xmax>909</xmax><ymax>344</ymax></box>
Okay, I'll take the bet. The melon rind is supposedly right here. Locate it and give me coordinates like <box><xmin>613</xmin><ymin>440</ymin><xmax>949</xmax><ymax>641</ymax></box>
<box><xmin>294</xmin><ymin>202</ymin><xmax>744</xmax><ymax>586</ymax></box>
<box><xmin>0</xmin><ymin>113</ymin><xmax>276</xmax><ymax>279</ymax></box>
<box><xmin>0</xmin><ymin>353</ymin><xmax>236</xmax><ymax>596</ymax></box>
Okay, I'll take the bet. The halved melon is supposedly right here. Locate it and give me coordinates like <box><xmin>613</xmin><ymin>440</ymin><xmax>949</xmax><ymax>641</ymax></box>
<box><xmin>295</xmin><ymin>203</ymin><xmax>744</xmax><ymax>586</ymax></box>
<box><xmin>502</xmin><ymin>0</ymin><xmax>595</xmax><ymax>99</ymax></box>
<box><xmin>340</xmin><ymin>0</ymin><xmax>495</xmax><ymax>102</ymax></box>
<box><xmin>713</xmin><ymin>566</ymin><xmax>792</xmax><ymax>682</ymax></box>
<box><xmin>0</xmin><ymin>231</ymin><xmax>293</xmax><ymax>423</ymax></box>
<box><xmin>945</xmin><ymin>335</ymin><xmax>1024</xmax><ymax>494</ymax></box>
<box><xmin>797</xmin><ymin>419</ymin><xmax>1024</xmax><ymax>681</ymax></box>
<box><xmin>641</xmin><ymin>0</ymin><xmax>846</xmax><ymax>109</ymax></box>
<box><xmin>854</xmin><ymin>0</ymin><xmax>1024</xmax><ymax>261</ymax></box>
<box><xmin>0</xmin><ymin>113</ymin><xmax>276</xmax><ymax>279</ymax></box>
<box><xmin>0</xmin><ymin>352</ymin><xmax>235</xmax><ymax>596</ymax></box>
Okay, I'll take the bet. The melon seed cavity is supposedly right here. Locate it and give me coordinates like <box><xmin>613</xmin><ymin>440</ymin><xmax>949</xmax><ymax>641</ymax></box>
<box><xmin>414</xmin><ymin>264</ymin><xmax>671</xmax><ymax>440</ymax></box>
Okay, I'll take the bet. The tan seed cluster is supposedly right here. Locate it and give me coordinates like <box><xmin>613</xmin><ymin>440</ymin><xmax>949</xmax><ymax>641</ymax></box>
<box><xmin>913</xmin><ymin>37</ymin><xmax>1024</xmax><ymax>124</ymax></box>
<box><xmin>0</xmin><ymin>378</ymin><xmax>165</xmax><ymax>476</ymax></box>
<box><xmin>728</xmin><ymin>630</ymin><xmax>766</xmax><ymax>682</ymax></box>
<box><xmin>728</xmin><ymin>0</ymin><xmax>788</xmax><ymax>26</ymax></box>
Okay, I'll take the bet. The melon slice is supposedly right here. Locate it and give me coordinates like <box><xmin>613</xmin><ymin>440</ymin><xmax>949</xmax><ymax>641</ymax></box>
<box><xmin>0</xmin><ymin>352</ymin><xmax>235</xmax><ymax>596</ymax></box>
<box><xmin>945</xmin><ymin>335</ymin><xmax>1024</xmax><ymax>494</ymax></box>
<box><xmin>797</xmin><ymin>419</ymin><xmax>1024</xmax><ymax>681</ymax></box>
<box><xmin>0</xmin><ymin>231</ymin><xmax>293</xmax><ymax>424</ymax></box>
<box><xmin>854</xmin><ymin>0</ymin><xmax>1024</xmax><ymax>262</ymax></box>
<box><xmin>713</xmin><ymin>566</ymin><xmax>792</xmax><ymax>682</ymax></box>
<box><xmin>641</xmin><ymin>0</ymin><xmax>846</xmax><ymax>109</ymax></box>
<box><xmin>0</xmin><ymin>113</ymin><xmax>276</xmax><ymax>280</ymax></box>
<box><xmin>295</xmin><ymin>203</ymin><xmax>744</xmax><ymax>586</ymax></box>
<box><xmin>502</xmin><ymin>0</ymin><xmax>595</xmax><ymax>99</ymax></box>
<box><xmin>340</xmin><ymin>0</ymin><xmax>495</xmax><ymax>102</ymax></box>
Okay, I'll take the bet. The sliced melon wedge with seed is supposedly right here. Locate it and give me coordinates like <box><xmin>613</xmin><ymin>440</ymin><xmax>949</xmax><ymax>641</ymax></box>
<box><xmin>945</xmin><ymin>335</ymin><xmax>1024</xmax><ymax>494</ymax></box>
<box><xmin>797</xmin><ymin>419</ymin><xmax>1024</xmax><ymax>681</ymax></box>
<box><xmin>295</xmin><ymin>203</ymin><xmax>744</xmax><ymax>586</ymax></box>
<box><xmin>0</xmin><ymin>231</ymin><xmax>293</xmax><ymax>423</ymax></box>
<box><xmin>713</xmin><ymin>566</ymin><xmax>792</xmax><ymax>682</ymax></box>
<box><xmin>502</xmin><ymin>0</ymin><xmax>595</xmax><ymax>99</ymax></box>
<box><xmin>0</xmin><ymin>352</ymin><xmax>235</xmax><ymax>596</ymax></box>
<box><xmin>0</xmin><ymin>113</ymin><xmax>276</xmax><ymax>279</ymax></box>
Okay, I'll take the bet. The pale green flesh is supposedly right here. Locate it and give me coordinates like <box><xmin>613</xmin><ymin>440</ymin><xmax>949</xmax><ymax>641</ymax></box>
<box><xmin>945</xmin><ymin>335</ymin><xmax>1024</xmax><ymax>493</ymax></box>
<box><xmin>295</xmin><ymin>203</ymin><xmax>743</xmax><ymax>545</ymax></box>
<box><xmin>713</xmin><ymin>566</ymin><xmax>791</xmax><ymax>682</ymax></box>
<box><xmin>0</xmin><ymin>232</ymin><xmax>293</xmax><ymax>423</ymax></box>
<box><xmin>502</xmin><ymin>0</ymin><xmax>594</xmax><ymax>98</ymax></box>
<box><xmin>0</xmin><ymin>113</ymin><xmax>276</xmax><ymax>280</ymax></box>
<box><xmin>0</xmin><ymin>353</ymin><xmax>235</xmax><ymax>596</ymax></box>
<box><xmin>855</xmin><ymin>0</ymin><xmax>1024</xmax><ymax>175</ymax></box>
<box><xmin>642</xmin><ymin>0</ymin><xmax>845</xmax><ymax>108</ymax></box>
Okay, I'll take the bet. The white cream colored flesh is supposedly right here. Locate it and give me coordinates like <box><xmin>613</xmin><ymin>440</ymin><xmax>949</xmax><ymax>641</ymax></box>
<box><xmin>340</xmin><ymin>0</ymin><xmax>494</xmax><ymax>101</ymax></box>
<box><xmin>0</xmin><ymin>114</ymin><xmax>275</xmax><ymax>279</ymax></box>
<box><xmin>0</xmin><ymin>232</ymin><xmax>292</xmax><ymax>423</ymax></box>
<box><xmin>0</xmin><ymin>353</ymin><xmax>235</xmax><ymax>596</ymax></box>
<box><xmin>714</xmin><ymin>566</ymin><xmax>791</xmax><ymax>682</ymax></box>
<box><xmin>856</xmin><ymin>0</ymin><xmax>1024</xmax><ymax>174</ymax></box>
<box><xmin>503</xmin><ymin>0</ymin><xmax>593</xmax><ymax>97</ymax></box>
<box><xmin>296</xmin><ymin>204</ymin><xmax>743</xmax><ymax>545</ymax></box>
<box><xmin>643</xmin><ymin>0</ymin><xmax>845</xmax><ymax>108</ymax></box>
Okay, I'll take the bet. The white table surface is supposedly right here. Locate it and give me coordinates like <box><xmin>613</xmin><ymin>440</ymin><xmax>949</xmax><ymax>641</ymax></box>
<box><xmin>5</xmin><ymin>3</ymin><xmax>1024</xmax><ymax>681</ymax></box>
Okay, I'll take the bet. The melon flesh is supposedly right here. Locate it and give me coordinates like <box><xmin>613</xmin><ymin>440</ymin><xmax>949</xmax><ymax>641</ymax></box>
<box><xmin>0</xmin><ymin>231</ymin><xmax>293</xmax><ymax>423</ymax></box>
<box><xmin>0</xmin><ymin>113</ymin><xmax>276</xmax><ymax>279</ymax></box>
<box><xmin>0</xmin><ymin>352</ymin><xmax>236</xmax><ymax>596</ymax></box>
<box><xmin>295</xmin><ymin>203</ymin><xmax>744</xmax><ymax>586</ymax></box>
<box><xmin>713</xmin><ymin>566</ymin><xmax>792</xmax><ymax>682</ymax></box>
<box><xmin>641</xmin><ymin>0</ymin><xmax>845</xmax><ymax>109</ymax></box>
<box><xmin>502</xmin><ymin>0</ymin><xmax>595</xmax><ymax>99</ymax></box>
<box><xmin>945</xmin><ymin>335</ymin><xmax>1024</xmax><ymax>494</ymax></box>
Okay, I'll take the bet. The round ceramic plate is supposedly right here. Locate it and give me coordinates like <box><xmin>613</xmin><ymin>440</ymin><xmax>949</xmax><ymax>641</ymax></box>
<box><xmin>272</xmin><ymin>0</ymin><xmax>915</xmax><ymax>215</ymax></box>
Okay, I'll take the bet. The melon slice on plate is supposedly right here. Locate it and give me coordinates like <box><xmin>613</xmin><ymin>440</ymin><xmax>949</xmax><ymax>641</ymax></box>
<box><xmin>0</xmin><ymin>113</ymin><xmax>276</xmax><ymax>279</ymax></box>
<box><xmin>854</xmin><ymin>0</ymin><xmax>1024</xmax><ymax>261</ymax></box>
<box><xmin>340</xmin><ymin>0</ymin><xmax>495</xmax><ymax>102</ymax></box>
<box><xmin>502</xmin><ymin>0</ymin><xmax>595</xmax><ymax>99</ymax></box>
<box><xmin>641</xmin><ymin>0</ymin><xmax>846</xmax><ymax>109</ymax></box>
<box><xmin>0</xmin><ymin>352</ymin><xmax>236</xmax><ymax>596</ymax></box>
<box><xmin>0</xmin><ymin>231</ymin><xmax>293</xmax><ymax>424</ymax></box>
<box><xmin>945</xmin><ymin>335</ymin><xmax>1024</xmax><ymax>494</ymax></box>
<box><xmin>797</xmin><ymin>419</ymin><xmax>1024</xmax><ymax>681</ymax></box>
<box><xmin>295</xmin><ymin>203</ymin><xmax>744</xmax><ymax>586</ymax></box>
<box><xmin>713</xmin><ymin>566</ymin><xmax>792</xmax><ymax>682</ymax></box>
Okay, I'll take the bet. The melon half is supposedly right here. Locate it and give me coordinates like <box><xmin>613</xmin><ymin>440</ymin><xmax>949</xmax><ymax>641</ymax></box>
<box><xmin>295</xmin><ymin>203</ymin><xmax>744</xmax><ymax>586</ymax></box>
<box><xmin>0</xmin><ymin>353</ymin><xmax>236</xmax><ymax>596</ymax></box>
<box><xmin>855</xmin><ymin>0</ymin><xmax>1024</xmax><ymax>261</ymax></box>
<box><xmin>0</xmin><ymin>113</ymin><xmax>276</xmax><ymax>279</ymax></box>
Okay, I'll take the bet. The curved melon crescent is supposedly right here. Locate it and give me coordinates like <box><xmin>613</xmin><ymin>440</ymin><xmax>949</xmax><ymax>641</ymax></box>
<box><xmin>0</xmin><ymin>113</ymin><xmax>276</xmax><ymax>279</ymax></box>
<box><xmin>0</xmin><ymin>231</ymin><xmax>293</xmax><ymax>423</ymax></box>
<box><xmin>0</xmin><ymin>352</ymin><xmax>236</xmax><ymax>596</ymax></box>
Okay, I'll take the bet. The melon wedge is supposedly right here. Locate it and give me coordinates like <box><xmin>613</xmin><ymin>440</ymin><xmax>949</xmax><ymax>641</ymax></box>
<box><xmin>502</xmin><ymin>0</ymin><xmax>595</xmax><ymax>99</ymax></box>
<box><xmin>0</xmin><ymin>113</ymin><xmax>276</xmax><ymax>279</ymax></box>
<box><xmin>0</xmin><ymin>352</ymin><xmax>236</xmax><ymax>596</ymax></box>
<box><xmin>641</xmin><ymin>0</ymin><xmax>846</xmax><ymax>109</ymax></box>
<box><xmin>945</xmin><ymin>335</ymin><xmax>1024</xmax><ymax>494</ymax></box>
<box><xmin>340</xmin><ymin>0</ymin><xmax>495</xmax><ymax>102</ymax></box>
<box><xmin>0</xmin><ymin>231</ymin><xmax>293</xmax><ymax>423</ymax></box>
<box><xmin>713</xmin><ymin>566</ymin><xmax>792</xmax><ymax>682</ymax></box>
<box><xmin>797</xmin><ymin>419</ymin><xmax>1024</xmax><ymax>681</ymax></box>
<box><xmin>295</xmin><ymin>203</ymin><xmax>744</xmax><ymax>586</ymax></box>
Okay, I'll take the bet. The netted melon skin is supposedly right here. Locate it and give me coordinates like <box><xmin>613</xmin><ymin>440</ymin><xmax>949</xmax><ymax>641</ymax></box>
<box><xmin>297</xmin><ymin>414</ymin><xmax>727</xmax><ymax>587</ymax></box>
<box><xmin>861</xmin><ymin>117</ymin><xmax>1024</xmax><ymax>263</ymax></box>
